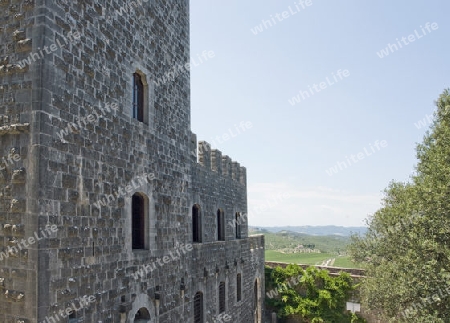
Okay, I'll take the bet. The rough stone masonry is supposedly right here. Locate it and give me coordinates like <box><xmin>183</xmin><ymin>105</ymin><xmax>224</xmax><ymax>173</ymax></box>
<box><xmin>0</xmin><ymin>0</ymin><xmax>264</xmax><ymax>322</ymax></box>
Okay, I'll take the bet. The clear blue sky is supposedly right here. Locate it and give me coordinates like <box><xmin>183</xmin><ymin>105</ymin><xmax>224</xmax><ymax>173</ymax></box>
<box><xmin>189</xmin><ymin>0</ymin><xmax>450</xmax><ymax>227</ymax></box>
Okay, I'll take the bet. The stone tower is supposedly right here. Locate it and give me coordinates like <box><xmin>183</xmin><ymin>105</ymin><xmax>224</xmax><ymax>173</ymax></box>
<box><xmin>0</xmin><ymin>0</ymin><xmax>264</xmax><ymax>322</ymax></box>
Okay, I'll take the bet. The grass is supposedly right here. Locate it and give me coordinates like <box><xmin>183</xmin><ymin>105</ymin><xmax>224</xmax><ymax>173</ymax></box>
<box><xmin>263</xmin><ymin>232</ymin><xmax>349</xmax><ymax>253</ymax></box>
<box><xmin>265</xmin><ymin>250</ymin><xmax>362</xmax><ymax>268</ymax></box>
<box><xmin>333</xmin><ymin>256</ymin><xmax>362</xmax><ymax>268</ymax></box>
<box><xmin>265</xmin><ymin>250</ymin><xmax>334</xmax><ymax>265</ymax></box>
<box><xmin>261</xmin><ymin>229</ymin><xmax>363</xmax><ymax>269</ymax></box>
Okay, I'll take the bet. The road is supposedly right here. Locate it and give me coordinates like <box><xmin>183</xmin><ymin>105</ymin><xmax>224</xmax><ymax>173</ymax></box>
<box><xmin>320</xmin><ymin>258</ymin><xmax>335</xmax><ymax>267</ymax></box>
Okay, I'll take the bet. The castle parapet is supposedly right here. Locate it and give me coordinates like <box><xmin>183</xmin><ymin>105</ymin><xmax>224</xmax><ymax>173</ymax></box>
<box><xmin>198</xmin><ymin>141</ymin><xmax>211</xmax><ymax>169</ymax></box>
<box><xmin>192</xmin><ymin>135</ymin><xmax>246</xmax><ymax>185</ymax></box>
<box><xmin>211</xmin><ymin>149</ymin><xmax>222</xmax><ymax>174</ymax></box>
<box><xmin>232</xmin><ymin>162</ymin><xmax>240</xmax><ymax>181</ymax></box>
<box><xmin>221</xmin><ymin>155</ymin><xmax>232</xmax><ymax>178</ymax></box>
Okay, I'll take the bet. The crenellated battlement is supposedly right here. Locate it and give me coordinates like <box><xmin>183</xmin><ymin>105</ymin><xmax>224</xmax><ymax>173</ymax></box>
<box><xmin>191</xmin><ymin>133</ymin><xmax>246</xmax><ymax>186</ymax></box>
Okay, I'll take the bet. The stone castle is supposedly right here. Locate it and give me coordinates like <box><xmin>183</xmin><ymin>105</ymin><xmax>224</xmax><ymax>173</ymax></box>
<box><xmin>0</xmin><ymin>0</ymin><xmax>265</xmax><ymax>322</ymax></box>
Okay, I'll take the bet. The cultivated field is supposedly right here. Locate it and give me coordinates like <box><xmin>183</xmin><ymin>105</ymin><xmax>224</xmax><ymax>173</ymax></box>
<box><xmin>265</xmin><ymin>250</ymin><xmax>361</xmax><ymax>268</ymax></box>
<box><xmin>260</xmin><ymin>230</ymin><xmax>363</xmax><ymax>268</ymax></box>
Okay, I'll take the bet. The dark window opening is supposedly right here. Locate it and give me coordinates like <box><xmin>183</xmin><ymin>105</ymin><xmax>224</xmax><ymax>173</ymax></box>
<box><xmin>134</xmin><ymin>307</ymin><xmax>151</xmax><ymax>322</ymax></box>
<box><xmin>217</xmin><ymin>209</ymin><xmax>225</xmax><ymax>241</ymax></box>
<box><xmin>133</xmin><ymin>72</ymin><xmax>144</xmax><ymax>122</ymax></box>
<box><xmin>132</xmin><ymin>193</ymin><xmax>146</xmax><ymax>250</ymax></box>
<box><xmin>219</xmin><ymin>281</ymin><xmax>226</xmax><ymax>313</ymax></box>
<box><xmin>194</xmin><ymin>292</ymin><xmax>204</xmax><ymax>323</ymax></box>
<box><xmin>235</xmin><ymin>212</ymin><xmax>241</xmax><ymax>239</ymax></box>
<box><xmin>68</xmin><ymin>312</ymin><xmax>78</xmax><ymax>323</ymax></box>
<box><xmin>237</xmin><ymin>274</ymin><xmax>242</xmax><ymax>302</ymax></box>
<box><xmin>193</xmin><ymin>204</ymin><xmax>202</xmax><ymax>243</ymax></box>
<box><xmin>254</xmin><ymin>280</ymin><xmax>258</xmax><ymax>313</ymax></box>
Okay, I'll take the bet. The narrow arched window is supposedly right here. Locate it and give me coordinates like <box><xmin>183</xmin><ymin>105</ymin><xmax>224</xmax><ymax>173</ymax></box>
<box><xmin>254</xmin><ymin>280</ymin><xmax>260</xmax><ymax>322</ymax></box>
<box><xmin>219</xmin><ymin>281</ymin><xmax>226</xmax><ymax>313</ymax></box>
<box><xmin>254</xmin><ymin>280</ymin><xmax>258</xmax><ymax>310</ymax></box>
<box><xmin>132</xmin><ymin>193</ymin><xmax>148</xmax><ymax>250</ymax></box>
<box><xmin>236</xmin><ymin>273</ymin><xmax>242</xmax><ymax>302</ymax></box>
<box><xmin>133</xmin><ymin>72</ymin><xmax>144</xmax><ymax>122</ymax></box>
<box><xmin>194</xmin><ymin>291</ymin><xmax>204</xmax><ymax>323</ymax></box>
<box><xmin>235</xmin><ymin>212</ymin><xmax>241</xmax><ymax>239</ymax></box>
<box><xmin>217</xmin><ymin>209</ymin><xmax>225</xmax><ymax>241</ymax></box>
<box><xmin>193</xmin><ymin>204</ymin><xmax>202</xmax><ymax>243</ymax></box>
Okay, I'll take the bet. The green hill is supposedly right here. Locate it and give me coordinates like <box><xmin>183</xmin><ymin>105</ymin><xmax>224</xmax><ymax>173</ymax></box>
<box><xmin>254</xmin><ymin>230</ymin><xmax>361</xmax><ymax>268</ymax></box>
<box><xmin>260</xmin><ymin>230</ymin><xmax>350</xmax><ymax>253</ymax></box>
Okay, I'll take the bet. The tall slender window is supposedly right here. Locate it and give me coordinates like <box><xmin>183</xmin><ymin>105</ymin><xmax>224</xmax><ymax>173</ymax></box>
<box><xmin>133</xmin><ymin>73</ymin><xmax>144</xmax><ymax>122</ymax></box>
<box><xmin>193</xmin><ymin>204</ymin><xmax>202</xmax><ymax>243</ymax></box>
<box><xmin>235</xmin><ymin>212</ymin><xmax>241</xmax><ymax>239</ymax></box>
<box><xmin>219</xmin><ymin>281</ymin><xmax>226</xmax><ymax>313</ymax></box>
<box><xmin>132</xmin><ymin>193</ymin><xmax>147</xmax><ymax>250</ymax></box>
<box><xmin>254</xmin><ymin>280</ymin><xmax>259</xmax><ymax>322</ymax></box>
<box><xmin>217</xmin><ymin>209</ymin><xmax>225</xmax><ymax>241</ymax></box>
<box><xmin>237</xmin><ymin>274</ymin><xmax>242</xmax><ymax>302</ymax></box>
<box><xmin>194</xmin><ymin>292</ymin><xmax>204</xmax><ymax>323</ymax></box>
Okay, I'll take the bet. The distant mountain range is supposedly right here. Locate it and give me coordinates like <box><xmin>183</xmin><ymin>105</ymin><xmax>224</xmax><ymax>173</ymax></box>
<box><xmin>249</xmin><ymin>225</ymin><xmax>367</xmax><ymax>236</ymax></box>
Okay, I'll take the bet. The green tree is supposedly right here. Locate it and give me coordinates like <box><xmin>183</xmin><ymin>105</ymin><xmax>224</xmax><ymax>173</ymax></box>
<box><xmin>265</xmin><ymin>264</ymin><xmax>365</xmax><ymax>322</ymax></box>
<box><xmin>349</xmin><ymin>89</ymin><xmax>450</xmax><ymax>322</ymax></box>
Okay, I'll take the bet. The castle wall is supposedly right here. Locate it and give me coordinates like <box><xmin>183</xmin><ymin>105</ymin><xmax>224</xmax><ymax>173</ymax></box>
<box><xmin>0</xmin><ymin>0</ymin><xmax>41</xmax><ymax>321</ymax></box>
<box><xmin>187</xmin><ymin>139</ymin><xmax>264</xmax><ymax>322</ymax></box>
<box><xmin>0</xmin><ymin>0</ymin><xmax>264</xmax><ymax>322</ymax></box>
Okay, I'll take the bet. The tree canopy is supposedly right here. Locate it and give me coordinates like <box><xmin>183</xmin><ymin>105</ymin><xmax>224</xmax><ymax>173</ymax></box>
<box><xmin>265</xmin><ymin>264</ymin><xmax>365</xmax><ymax>322</ymax></box>
<box><xmin>349</xmin><ymin>89</ymin><xmax>450</xmax><ymax>322</ymax></box>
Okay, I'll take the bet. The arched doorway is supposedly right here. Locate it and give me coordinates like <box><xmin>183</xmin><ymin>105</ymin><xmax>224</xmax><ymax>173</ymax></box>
<box><xmin>127</xmin><ymin>294</ymin><xmax>155</xmax><ymax>323</ymax></box>
<box><xmin>134</xmin><ymin>307</ymin><xmax>151</xmax><ymax>323</ymax></box>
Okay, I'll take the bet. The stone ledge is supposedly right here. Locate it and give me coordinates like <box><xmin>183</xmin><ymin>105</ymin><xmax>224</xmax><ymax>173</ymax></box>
<box><xmin>0</xmin><ymin>64</ymin><xmax>28</xmax><ymax>75</ymax></box>
<box><xmin>4</xmin><ymin>289</ymin><xmax>25</xmax><ymax>302</ymax></box>
<box><xmin>0</xmin><ymin>123</ymin><xmax>30</xmax><ymax>135</ymax></box>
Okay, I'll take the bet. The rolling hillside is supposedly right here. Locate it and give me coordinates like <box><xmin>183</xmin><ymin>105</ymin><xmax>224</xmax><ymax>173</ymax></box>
<box><xmin>250</xmin><ymin>225</ymin><xmax>367</xmax><ymax>236</ymax></box>
<box><xmin>262</xmin><ymin>231</ymin><xmax>350</xmax><ymax>253</ymax></box>
<box><xmin>251</xmin><ymin>228</ymin><xmax>362</xmax><ymax>268</ymax></box>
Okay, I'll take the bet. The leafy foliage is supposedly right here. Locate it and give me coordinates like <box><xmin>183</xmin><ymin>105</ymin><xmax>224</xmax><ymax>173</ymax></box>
<box><xmin>348</xmin><ymin>89</ymin><xmax>450</xmax><ymax>322</ymax></box>
<box><xmin>265</xmin><ymin>264</ymin><xmax>366</xmax><ymax>322</ymax></box>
